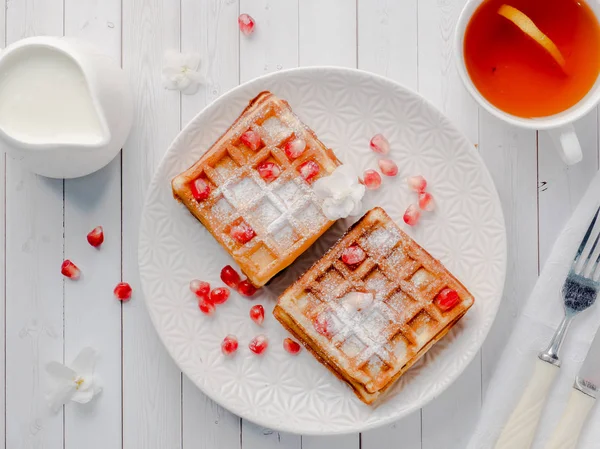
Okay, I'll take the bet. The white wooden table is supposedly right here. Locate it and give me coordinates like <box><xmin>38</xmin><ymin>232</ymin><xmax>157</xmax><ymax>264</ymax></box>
<box><xmin>1</xmin><ymin>1</ymin><xmax>598</xmax><ymax>448</ymax></box>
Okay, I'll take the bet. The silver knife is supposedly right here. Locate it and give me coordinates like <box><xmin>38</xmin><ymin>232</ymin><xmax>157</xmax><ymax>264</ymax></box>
<box><xmin>544</xmin><ymin>330</ymin><xmax>600</xmax><ymax>449</ymax></box>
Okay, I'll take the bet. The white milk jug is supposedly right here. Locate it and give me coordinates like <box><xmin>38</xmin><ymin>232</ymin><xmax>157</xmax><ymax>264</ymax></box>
<box><xmin>0</xmin><ymin>36</ymin><xmax>133</xmax><ymax>178</ymax></box>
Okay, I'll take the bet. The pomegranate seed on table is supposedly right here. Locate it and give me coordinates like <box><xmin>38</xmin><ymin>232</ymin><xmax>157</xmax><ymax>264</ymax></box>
<box><xmin>362</xmin><ymin>169</ymin><xmax>382</xmax><ymax>190</ymax></box>
<box><xmin>378</xmin><ymin>159</ymin><xmax>398</xmax><ymax>177</ymax></box>
<box><xmin>190</xmin><ymin>178</ymin><xmax>211</xmax><ymax>201</ymax></box>
<box><xmin>230</xmin><ymin>221</ymin><xmax>256</xmax><ymax>244</ymax></box>
<box><xmin>299</xmin><ymin>160</ymin><xmax>320</xmax><ymax>182</ymax></box>
<box><xmin>61</xmin><ymin>260</ymin><xmax>81</xmax><ymax>280</ymax></box>
<box><xmin>341</xmin><ymin>245</ymin><xmax>366</xmax><ymax>265</ymax></box>
<box><xmin>249</xmin><ymin>304</ymin><xmax>265</xmax><ymax>325</ymax></box>
<box><xmin>240</xmin><ymin>129</ymin><xmax>261</xmax><ymax>151</ymax></box>
<box><xmin>283</xmin><ymin>338</ymin><xmax>301</xmax><ymax>355</ymax></box>
<box><xmin>249</xmin><ymin>335</ymin><xmax>268</xmax><ymax>355</ymax></box>
<box><xmin>369</xmin><ymin>134</ymin><xmax>390</xmax><ymax>154</ymax></box>
<box><xmin>419</xmin><ymin>192</ymin><xmax>435</xmax><ymax>212</ymax></box>
<box><xmin>87</xmin><ymin>226</ymin><xmax>104</xmax><ymax>247</ymax></box>
<box><xmin>238</xmin><ymin>279</ymin><xmax>258</xmax><ymax>297</ymax></box>
<box><xmin>199</xmin><ymin>299</ymin><xmax>216</xmax><ymax>315</ymax></box>
<box><xmin>284</xmin><ymin>138</ymin><xmax>306</xmax><ymax>159</ymax></box>
<box><xmin>403</xmin><ymin>204</ymin><xmax>421</xmax><ymax>226</ymax></box>
<box><xmin>436</xmin><ymin>288</ymin><xmax>460</xmax><ymax>311</ymax></box>
<box><xmin>407</xmin><ymin>175</ymin><xmax>427</xmax><ymax>193</ymax></box>
<box><xmin>238</xmin><ymin>13</ymin><xmax>255</xmax><ymax>36</ymax></box>
<box><xmin>210</xmin><ymin>287</ymin><xmax>230</xmax><ymax>305</ymax></box>
<box><xmin>221</xmin><ymin>335</ymin><xmax>239</xmax><ymax>355</ymax></box>
<box><xmin>220</xmin><ymin>265</ymin><xmax>241</xmax><ymax>289</ymax></box>
<box><xmin>114</xmin><ymin>282</ymin><xmax>132</xmax><ymax>301</ymax></box>
<box><xmin>190</xmin><ymin>279</ymin><xmax>210</xmax><ymax>299</ymax></box>
<box><xmin>257</xmin><ymin>161</ymin><xmax>281</xmax><ymax>182</ymax></box>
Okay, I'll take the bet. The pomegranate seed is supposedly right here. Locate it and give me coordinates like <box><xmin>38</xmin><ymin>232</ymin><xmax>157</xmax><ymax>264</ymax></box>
<box><xmin>189</xmin><ymin>279</ymin><xmax>210</xmax><ymax>299</ymax></box>
<box><xmin>114</xmin><ymin>282</ymin><xmax>132</xmax><ymax>301</ymax></box>
<box><xmin>199</xmin><ymin>299</ymin><xmax>216</xmax><ymax>315</ymax></box>
<box><xmin>314</xmin><ymin>314</ymin><xmax>333</xmax><ymax>337</ymax></box>
<box><xmin>249</xmin><ymin>304</ymin><xmax>265</xmax><ymax>325</ymax></box>
<box><xmin>61</xmin><ymin>260</ymin><xmax>81</xmax><ymax>280</ymax></box>
<box><xmin>249</xmin><ymin>334</ymin><xmax>268</xmax><ymax>355</ymax></box>
<box><xmin>378</xmin><ymin>159</ymin><xmax>398</xmax><ymax>177</ymax></box>
<box><xmin>284</xmin><ymin>138</ymin><xmax>306</xmax><ymax>159</ymax></box>
<box><xmin>240</xmin><ymin>129</ymin><xmax>261</xmax><ymax>151</ymax></box>
<box><xmin>190</xmin><ymin>177</ymin><xmax>211</xmax><ymax>201</ymax></box>
<box><xmin>256</xmin><ymin>161</ymin><xmax>281</xmax><ymax>182</ymax></box>
<box><xmin>221</xmin><ymin>335</ymin><xmax>239</xmax><ymax>355</ymax></box>
<box><xmin>283</xmin><ymin>338</ymin><xmax>301</xmax><ymax>355</ymax></box>
<box><xmin>238</xmin><ymin>13</ymin><xmax>255</xmax><ymax>36</ymax></box>
<box><xmin>210</xmin><ymin>287</ymin><xmax>230</xmax><ymax>305</ymax></box>
<box><xmin>87</xmin><ymin>226</ymin><xmax>104</xmax><ymax>247</ymax></box>
<box><xmin>220</xmin><ymin>265</ymin><xmax>241</xmax><ymax>289</ymax></box>
<box><xmin>230</xmin><ymin>221</ymin><xmax>256</xmax><ymax>244</ymax></box>
<box><xmin>419</xmin><ymin>192</ymin><xmax>435</xmax><ymax>212</ymax></box>
<box><xmin>436</xmin><ymin>288</ymin><xmax>460</xmax><ymax>311</ymax></box>
<box><xmin>403</xmin><ymin>204</ymin><xmax>421</xmax><ymax>226</ymax></box>
<box><xmin>341</xmin><ymin>245</ymin><xmax>366</xmax><ymax>265</ymax></box>
<box><xmin>369</xmin><ymin>134</ymin><xmax>390</xmax><ymax>154</ymax></box>
<box><xmin>363</xmin><ymin>169</ymin><xmax>382</xmax><ymax>190</ymax></box>
<box><xmin>407</xmin><ymin>175</ymin><xmax>427</xmax><ymax>193</ymax></box>
<box><xmin>238</xmin><ymin>279</ymin><xmax>258</xmax><ymax>297</ymax></box>
<box><xmin>299</xmin><ymin>160</ymin><xmax>320</xmax><ymax>182</ymax></box>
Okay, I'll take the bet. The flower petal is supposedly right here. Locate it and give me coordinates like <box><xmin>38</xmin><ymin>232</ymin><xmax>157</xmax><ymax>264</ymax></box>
<box><xmin>47</xmin><ymin>383</ymin><xmax>76</xmax><ymax>412</ymax></box>
<box><xmin>71</xmin><ymin>388</ymin><xmax>94</xmax><ymax>404</ymax></box>
<box><xmin>71</xmin><ymin>347</ymin><xmax>97</xmax><ymax>377</ymax></box>
<box><xmin>46</xmin><ymin>361</ymin><xmax>76</xmax><ymax>380</ymax></box>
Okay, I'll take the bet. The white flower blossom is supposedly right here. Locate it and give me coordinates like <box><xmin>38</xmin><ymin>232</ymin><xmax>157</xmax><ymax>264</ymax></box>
<box><xmin>313</xmin><ymin>164</ymin><xmax>366</xmax><ymax>220</ymax></box>
<box><xmin>161</xmin><ymin>50</ymin><xmax>204</xmax><ymax>95</ymax></box>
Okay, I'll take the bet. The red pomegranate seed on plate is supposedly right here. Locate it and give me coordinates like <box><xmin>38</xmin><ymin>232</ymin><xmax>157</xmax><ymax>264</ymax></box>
<box><xmin>114</xmin><ymin>282</ymin><xmax>132</xmax><ymax>301</ymax></box>
<box><xmin>419</xmin><ymin>192</ymin><xmax>435</xmax><ymax>211</ymax></box>
<box><xmin>403</xmin><ymin>204</ymin><xmax>421</xmax><ymax>226</ymax></box>
<box><xmin>283</xmin><ymin>338</ymin><xmax>301</xmax><ymax>355</ymax></box>
<box><xmin>257</xmin><ymin>161</ymin><xmax>281</xmax><ymax>182</ymax></box>
<box><xmin>61</xmin><ymin>260</ymin><xmax>81</xmax><ymax>280</ymax></box>
<box><xmin>284</xmin><ymin>138</ymin><xmax>306</xmax><ymax>159</ymax></box>
<box><xmin>249</xmin><ymin>304</ymin><xmax>265</xmax><ymax>325</ymax></box>
<box><xmin>369</xmin><ymin>134</ymin><xmax>390</xmax><ymax>154</ymax></box>
<box><xmin>220</xmin><ymin>265</ymin><xmax>241</xmax><ymax>289</ymax></box>
<box><xmin>230</xmin><ymin>221</ymin><xmax>256</xmax><ymax>244</ymax></box>
<box><xmin>238</xmin><ymin>13</ymin><xmax>255</xmax><ymax>36</ymax></box>
<box><xmin>210</xmin><ymin>287</ymin><xmax>230</xmax><ymax>305</ymax></box>
<box><xmin>190</xmin><ymin>178</ymin><xmax>211</xmax><ymax>201</ymax></box>
<box><xmin>238</xmin><ymin>280</ymin><xmax>258</xmax><ymax>297</ymax></box>
<box><xmin>407</xmin><ymin>175</ymin><xmax>427</xmax><ymax>193</ymax></box>
<box><xmin>87</xmin><ymin>226</ymin><xmax>104</xmax><ymax>247</ymax></box>
<box><xmin>299</xmin><ymin>160</ymin><xmax>320</xmax><ymax>182</ymax></box>
<box><xmin>199</xmin><ymin>299</ymin><xmax>216</xmax><ymax>315</ymax></box>
<box><xmin>363</xmin><ymin>169</ymin><xmax>382</xmax><ymax>190</ymax></box>
<box><xmin>249</xmin><ymin>334</ymin><xmax>268</xmax><ymax>355</ymax></box>
<box><xmin>341</xmin><ymin>245</ymin><xmax>366</xmax><ymax>265</ymax></box>
<box><xmin>189</xmin><ymin>279</ymin><xmax>210</xmax><ymax>298</ymax></box>
<box><xmin>221</xmin><ymin>335</ymin><xmax>239</xmax><ymax>355</ymax></box>
<box><xmin>436</xmin><ymin>288</ymin><xmax>460</xmax><ymax>311</ymax></box>
<box><xmin>378</xmin><ymin>159</ymin><xmax>398</xmax><ymax>177</ymax></box>
<box><xmin>240</xmin><ymin>129</ymin><xmax>261</xmax><ymax>150</ymax></box>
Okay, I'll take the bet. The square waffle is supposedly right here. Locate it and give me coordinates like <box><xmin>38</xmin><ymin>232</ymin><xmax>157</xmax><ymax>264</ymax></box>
<box><xmin>172</xmin><ymin>91</ymin><xmax>341</xmax><ymax>287</ymax></box>
<box><xmin>274</xmin><ymin>207</ymin><xmax>475</xmax><ymax>404</ymax></box>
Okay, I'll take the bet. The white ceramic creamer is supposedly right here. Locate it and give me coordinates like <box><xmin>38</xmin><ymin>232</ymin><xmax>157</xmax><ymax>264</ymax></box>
<box><xmin>0</xmin><ymin>37</ymin><xmax>134</xmax><ymax>178</ymax></box>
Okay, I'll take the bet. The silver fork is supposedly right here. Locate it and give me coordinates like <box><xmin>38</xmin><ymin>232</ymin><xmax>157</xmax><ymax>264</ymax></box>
<box><xmin>494</xmin><ymin>206</ymin><xmax>600</xmax><ymax>449</ymax></box>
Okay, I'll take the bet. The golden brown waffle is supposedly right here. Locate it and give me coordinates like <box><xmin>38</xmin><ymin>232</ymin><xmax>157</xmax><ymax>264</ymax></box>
<box><xmin>274</xmin><ymin>207</ymin><xmax>475</xmax><ymax>404</ymax></box>
<box><xmin>172</xmin><ymin>92</ymin><xmax>341</xmax><ymax>287</ymax></box>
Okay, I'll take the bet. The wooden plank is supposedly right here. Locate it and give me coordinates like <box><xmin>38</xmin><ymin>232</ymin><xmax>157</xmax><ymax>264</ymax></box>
<box><xmin>4</xmin><ymin>2</ymin><xmax>65</xmax><ymax>449</ymax></box>
<box><xmin>63</xmin><ymin>1</ymin><xmax>122</xmax><ymax>448</ymax></box>
<box><xmin>357</xmin><ymin>1</ymin><xmax>422</xmax><ymax>446</ymax></box>
<box><xmin>179</xmin><ymin>0</ymin><xmax>242</xmax><ymax>447</ymax></box>
<box><xmin>121</xmin><ymin>0</ymin><xmax>183</xmax><ymax>448</ymax></box>
<box><xmin>0</xmin><ymin>1</ymin><xmax>6</xmax><ymax>446</ymax></box>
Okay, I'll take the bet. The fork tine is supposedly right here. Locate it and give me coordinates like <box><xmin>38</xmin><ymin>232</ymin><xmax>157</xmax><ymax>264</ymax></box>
<box><xmin>573</xmin><ymin>206</ymin><xmax>600</xmax><ymax>267</ymax></box>
<box><xmin>581</xmin><ymin>228</ymin><xmax>600</xmax><ymax>275</ymax></box>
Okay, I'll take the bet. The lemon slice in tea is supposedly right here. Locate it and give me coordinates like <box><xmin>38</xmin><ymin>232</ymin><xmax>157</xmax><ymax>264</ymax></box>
<box><xmin>498</xmin><ymin>4</ymin><xmax>566</xmax><ymax>69</ymax></box>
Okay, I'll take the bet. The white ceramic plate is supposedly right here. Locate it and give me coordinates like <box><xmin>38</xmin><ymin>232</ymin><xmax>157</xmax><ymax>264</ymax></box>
<box><xmin>139</xmin><ymin>67</ymin><xmax>506</xmax><ymax>435</ymax></box>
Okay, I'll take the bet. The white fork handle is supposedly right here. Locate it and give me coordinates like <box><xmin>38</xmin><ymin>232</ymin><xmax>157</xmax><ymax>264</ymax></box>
<box><xmin>494</xmin><ymin>358</ymin><xmax>559</xmax><ymax>449</ymax></box>
<box><xmin>544</xmin><ymin>388</ymin><xmax>595</xmax><ymax>449</ymax></box>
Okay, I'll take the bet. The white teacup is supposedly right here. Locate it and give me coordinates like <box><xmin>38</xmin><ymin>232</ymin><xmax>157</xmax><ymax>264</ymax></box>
<box><xmin>454</xmin><ymin>0</ymin><xmax>600</xmax><ymax>165</ymax></box>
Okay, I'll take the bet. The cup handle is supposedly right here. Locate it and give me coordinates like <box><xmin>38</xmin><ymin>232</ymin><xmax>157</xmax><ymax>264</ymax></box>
<box><xmin>546</xmin><ymin>124</ymin><xmax>582</xmax><ymax>165</ymax></box>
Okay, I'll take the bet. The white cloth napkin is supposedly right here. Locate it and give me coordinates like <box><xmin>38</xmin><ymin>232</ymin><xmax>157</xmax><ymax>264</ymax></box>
<box><xmin>467</xmin><ymin>171</ymin><xmax>600</xmax><ymax>449</ymax></box>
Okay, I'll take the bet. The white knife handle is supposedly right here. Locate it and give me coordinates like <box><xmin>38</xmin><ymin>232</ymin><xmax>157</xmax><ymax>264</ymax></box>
<box><xmin>494</xmin><ymin>358</ymin><xmax>559</xmax><ymax>449</ymax></box>
<box><xmin>544</xmin><ymin>388</ymin><xmax>595</xmax><ymax>449</ymax></box>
